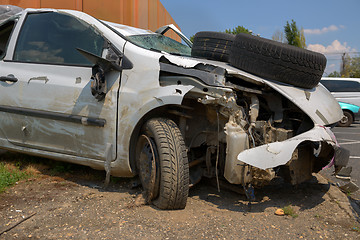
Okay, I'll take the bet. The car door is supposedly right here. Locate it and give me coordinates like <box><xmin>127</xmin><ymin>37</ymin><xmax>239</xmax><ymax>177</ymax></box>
<box><xmin>322</xmin><ymin>79</ymin><xmax>360</xmax><ymax>107</ymax></box>
<box><xmin>332</xmin><ymin>80</ymin><xmax>360</xmax><ymax>107</ymax></box>
<box><xmin>0</xmin><ymin>11</ymin><xmax>120</xmax><ymax>161</ymax></box>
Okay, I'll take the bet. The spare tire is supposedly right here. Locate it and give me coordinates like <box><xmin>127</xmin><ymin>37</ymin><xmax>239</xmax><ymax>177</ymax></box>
<box><xmin>191</xmin><ymin>31</ymin><xmax>235</xmax><ymax>62</ymax></box>
<box><xmin>229</xmin><ymin>33</ymin><xmax>327</xmax><ymax>89</ymax></box>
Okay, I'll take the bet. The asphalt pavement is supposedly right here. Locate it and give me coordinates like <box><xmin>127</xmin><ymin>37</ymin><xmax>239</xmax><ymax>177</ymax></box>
<box><xmin>321</xmin><ymin>120</ymin><xmax>360</xmax><ymax>199</ymax></box>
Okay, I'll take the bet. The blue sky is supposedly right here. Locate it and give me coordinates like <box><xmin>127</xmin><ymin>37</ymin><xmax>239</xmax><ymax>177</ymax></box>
<box><xmin>161</xmin><ymin>0</ymin><xmax>360</xmax><ymax>75</ymax></box>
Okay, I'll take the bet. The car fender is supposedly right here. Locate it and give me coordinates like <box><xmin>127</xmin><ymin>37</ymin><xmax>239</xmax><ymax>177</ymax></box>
<box><xmin>111</xmin><ymin>84</ymin><xmax>194</xmax><ymax>177</ymax></box>
<box><xmin>339</xmin><ymin>102</ymin><xmax>360</xmax><ymax>114</ymax></box>
<box><xmin>263</xmin><ymin>80</ymin><xmax>342</xmax><ymax>125</ymax></box>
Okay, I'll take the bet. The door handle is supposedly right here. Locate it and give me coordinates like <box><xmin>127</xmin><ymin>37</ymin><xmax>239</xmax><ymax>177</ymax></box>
<box><xmin>28</xmin><ymin>76</ymin><xmax>49</xmax><ymax>84</ymax></box>
<box><xmin>0</xmin><ymin>74</ymin><xmax>18</xmax><ymax>83</ymax></box>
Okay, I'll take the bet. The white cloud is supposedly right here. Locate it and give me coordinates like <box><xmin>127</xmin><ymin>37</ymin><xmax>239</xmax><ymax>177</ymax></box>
<box><xmin>307</xmin><ymin>40</ymin><xmax>356</xmax><ymax>54</ymax></box>
<box><xmin>304</xmin><ymin>25</ymin><xmax>342</xmax><ymax>35</ymax></box>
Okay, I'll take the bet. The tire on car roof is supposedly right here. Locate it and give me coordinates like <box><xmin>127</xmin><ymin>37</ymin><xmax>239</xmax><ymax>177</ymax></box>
<box><xmin>229</xmin><ymin>33</ymin><xmax>327</xmax><ymax>89</ymax></box>
<box><xmin>191</xmin><ymin>31</ymin><xmax>235</xmax><ymax>62</ymax></box>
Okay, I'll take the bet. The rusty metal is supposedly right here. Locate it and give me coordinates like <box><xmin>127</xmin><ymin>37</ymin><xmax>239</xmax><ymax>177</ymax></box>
<box><xmin>0</xmin><ymin>0</ymin><xmax>181</xmax><ymax>41</ymax></box>
<box><xmin>137</xmin><ymin>134</ymin><xmax>158</xmax><ymax>203</ymax></box>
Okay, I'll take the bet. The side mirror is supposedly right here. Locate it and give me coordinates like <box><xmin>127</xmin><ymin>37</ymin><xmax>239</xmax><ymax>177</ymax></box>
<box><xmin>76</xmin><ymin>47</ymin><xmax>133</xmax><ymax>101</ymax></box>
<box><xmin>77</xmin><ymin>47</ymin><xmax>133</xmax><ymax>72</ymax></box>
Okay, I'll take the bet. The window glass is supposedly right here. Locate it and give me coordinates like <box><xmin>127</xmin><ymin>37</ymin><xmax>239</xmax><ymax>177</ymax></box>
<box><xmin>128</xmin><ymin>34</ymin><xmax>191</xmax><ymax>56</ymax></box>
<box><xmin>321</xmin><ymin>80</ymin><xmax>360</xmax><ymax>92</ymax></box>
<box><xmin>14</xmin><ymin>12</ymin><xmax>104</xmax><ymax>66</ymax></box>
<box><xmin>0</xmin><ymin>20</ymin><xmax>16</xmax><ymax>59</ymax></box>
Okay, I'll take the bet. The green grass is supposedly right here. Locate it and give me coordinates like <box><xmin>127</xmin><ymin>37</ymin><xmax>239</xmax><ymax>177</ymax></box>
<box><xmin>0</xmin><ymin>162</ymin><xmax>33</xmax><ymax>193</ymax></box>
<box><xmin>282</xmin><ymin>205</ymin><xmax>298</xmax><ymax>218</ymax></box>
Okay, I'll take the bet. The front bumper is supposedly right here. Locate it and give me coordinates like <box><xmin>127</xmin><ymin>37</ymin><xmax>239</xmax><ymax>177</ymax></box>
<box><xmin>224</xmin><ymin>125</ymin><xmax>351</xmax><ymax>186</ymax></box>
<box><xmin>237</xmin><ymin>125</ymin><xmax>337</xmax><ymax>170</ymax></box>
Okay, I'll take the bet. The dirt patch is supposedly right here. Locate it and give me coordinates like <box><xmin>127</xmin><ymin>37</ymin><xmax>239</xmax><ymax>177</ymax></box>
<box><xmin>0</xmin><ymin>156</ymin><xmax>359</xmax><ymax>239</ymax></box>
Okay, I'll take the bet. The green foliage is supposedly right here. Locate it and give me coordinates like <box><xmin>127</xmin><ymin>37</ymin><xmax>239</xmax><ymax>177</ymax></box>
<box><xmin>282</xmin><ymin>205</ymin><xmax>298</xmax><ymax>218</ymax></box>
<box><xmin>349</xmin><ymin>57</ymin><xmax>360</xmax><ymax>78</ymax></box>
<box><xmin>190</xmin><ymin>35</ymin><xmax>194</xmax><ymax>43</ymax></box>
<box><xmin>300</xmin><ymin>27</ymin><xmax>306</xmax><ymax>49</ymax></box>
<box><xmin>284</xmin><ymin>19</ymin><xmax>306</xmax><ymax>48</ymax></box>
<box><xmin>225</xmin><ymin>25</ymin><xmax>251</xmax><ymax>35</ymax></box>
<box><xmin>189</xmin><ymin>25</ymin><xmax>251</xmax><ymax>43</ymax></box>
<box><xmin>341</xmin><ymin>56</ymin><xmax>360</xmax><ymax>78</ymax></box>
<box><xmin>327</xmin><ymin>71</ymin><xmax>341</xmax><ymax>77</ymax></box>
<box><xmin>272</xmin><ymin>29</ymin><xmax>285</xmax><ymax>43</ymax></box>
<box><xmin>0</xmin><ymin>162</ymin><xmax>32</xmax><ymax>193</ymax></box>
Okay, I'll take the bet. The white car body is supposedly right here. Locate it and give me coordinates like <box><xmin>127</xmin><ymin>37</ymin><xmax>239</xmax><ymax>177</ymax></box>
<box><xmin>0</xmin><ymin>9</ymin><xmax>347</xmax><ymax>194</ymax></box>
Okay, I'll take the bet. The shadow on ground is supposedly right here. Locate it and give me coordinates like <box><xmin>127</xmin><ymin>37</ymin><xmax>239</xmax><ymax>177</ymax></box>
<box><xmin>1</xmin><ymin>152</ymin><xmax>331</xmax><ymax>213</ymax></box>
<box><xmin>189</xmin><ymin>176</ymin><xmax>329</xmax><ymax>213</ymax></box>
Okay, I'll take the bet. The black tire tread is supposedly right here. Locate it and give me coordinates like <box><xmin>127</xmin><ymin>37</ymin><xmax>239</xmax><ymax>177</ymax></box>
<box><xmin>191</xmin><ymin>31</ymin><xmax>235</xmax><ymax>62</ymax></box>
<box><xmin>145</xmin><ymin>118</ymin><xmax>189</xmax><ymax>210</ymax></box>
<box><xmin>229</xmin><ymin>33</ymin><xmax>327</xmax><ymax>89</ymax></box>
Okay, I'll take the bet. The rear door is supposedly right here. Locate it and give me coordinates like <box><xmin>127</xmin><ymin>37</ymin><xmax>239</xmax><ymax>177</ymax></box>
<box><xmin>0</xmin><ymin>11</ymin><xmax>120</xmax><ymax>161</ymax></box>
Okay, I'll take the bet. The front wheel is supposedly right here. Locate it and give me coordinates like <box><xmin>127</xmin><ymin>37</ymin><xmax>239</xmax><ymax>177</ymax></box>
<box><xmin>136</xmin><ymin>118</ymin><xmax>189</xmax><ymax>210</ymax></box>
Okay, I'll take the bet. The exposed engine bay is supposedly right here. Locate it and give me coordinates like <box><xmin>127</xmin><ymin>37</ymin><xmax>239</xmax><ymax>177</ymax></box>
<box><xmin>158</xmin><ymin>57</ymin><xmax>349</xmax><ymax>189</ymax></box>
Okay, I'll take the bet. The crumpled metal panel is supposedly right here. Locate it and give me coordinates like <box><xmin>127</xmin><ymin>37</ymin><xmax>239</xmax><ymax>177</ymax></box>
<box><xmin>263</xmin><ymin>79</ymin><xmax>342</xmax><ymax>126</ymax></box>
<box><xmin>237</xmin><ymin>126</ymin><xmax>335</xmax><ymax>170</ymax></box>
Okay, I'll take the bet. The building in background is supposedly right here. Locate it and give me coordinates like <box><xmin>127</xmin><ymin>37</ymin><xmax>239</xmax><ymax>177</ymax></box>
<box><xmin>0</xmin><ymin>0</ymin><xmax>180</xmax><ymax>40</ymax></box>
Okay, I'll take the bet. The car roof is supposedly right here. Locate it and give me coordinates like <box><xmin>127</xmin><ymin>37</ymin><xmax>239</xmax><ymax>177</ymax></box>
<box><xmin>20</xmin><ymin>8</ymin><xmax>154</xmax><ymax>37</ymax></box>
<box><xmin>101</xmin><ymin>20</ymin><xmax>153</xmax><ymax>36</ymax></box>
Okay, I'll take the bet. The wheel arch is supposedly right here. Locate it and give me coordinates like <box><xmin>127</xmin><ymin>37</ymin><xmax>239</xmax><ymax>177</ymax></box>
<box><xmin>343</xmin><ymin>109</ymin><xmax>355</xmax><ymax>119</ymax></box>
<box><xmin>110</xmin><ymin>84</ymin><xmax>194</xmax><ymax>177</ymax></box>
<box><xmin>128</xmin><ymin>104</ymin><xmax>188</xmax><ymax>175</ymax></box>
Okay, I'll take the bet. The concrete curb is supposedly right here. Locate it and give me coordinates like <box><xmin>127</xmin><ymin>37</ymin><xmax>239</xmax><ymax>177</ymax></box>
<box><xmin>317</xmin><ymin>173</ymin><xmax>359</xmax><ymax>220</ymax></box>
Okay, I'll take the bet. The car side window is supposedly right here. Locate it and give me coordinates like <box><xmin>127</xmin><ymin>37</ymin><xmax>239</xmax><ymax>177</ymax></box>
<box><xmin>322</xmin><ymin>80</ymin><xmax>360</xmax><ymax>92</ymax></box>
<box><xmin>14</xmin><ymin>12</ymin><xmax>104</xmax><ymax>66</ymax></box>
<box><xmin>0</xmin><ymin>20</ymin><xmax>16</xmax><ymax>59</ymax></box>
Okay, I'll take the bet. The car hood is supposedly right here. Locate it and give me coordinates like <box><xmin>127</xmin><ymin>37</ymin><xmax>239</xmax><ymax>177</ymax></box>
<box><xmin>162</xmin><ymin>54</ymin><xmax>342</xmax><ymax>126</ymax></box>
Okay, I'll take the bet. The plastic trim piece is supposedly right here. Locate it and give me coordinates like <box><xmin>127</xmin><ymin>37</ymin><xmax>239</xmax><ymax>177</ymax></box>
<box><xmin>0</xmin><ymin>105</ymin><xmax>106</xmax><ymax>127</ymax></box>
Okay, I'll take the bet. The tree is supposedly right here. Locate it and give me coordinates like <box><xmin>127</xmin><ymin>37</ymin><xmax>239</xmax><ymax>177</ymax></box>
<box><xmin>327</xmin><ymin>71</ymin><xmax>341</xmax><ymax>77</ymax></box>
<box><xmin>225</xmin><ymin>25</ymin><xmax>251</xmax><ymax>35</ymax></box>
<box><xmin>190</xmin><ymin>25</ymin><xmax>251</xmax><ymax>43</ymax></box>
<box><xmin>300</xmin><ymin>27</ymin><xmax>306</xmax><ymax>49</ymax></box>
<box><xmin>284</xmin><ymin>19</ymin><xmax>306</xmax><ymax>48</ymax></box>
<box><xmin>272</xmin><ymin>29</ymin><xmax>285</xmax><ymax>43</ymax></box>
<box><xmin>340</xmin><ymin>53</ymin><xmax>351</xmax><ymax>77</ymax></box>
<box><xmin>348</xmin><ymin>56</ymin><xmax>360</xmax><ymax>78</ymax></box>
<box><xmin>331</xmin><ymin>55</ymin><xmax>360</xmax><ymax>78</ymax></box>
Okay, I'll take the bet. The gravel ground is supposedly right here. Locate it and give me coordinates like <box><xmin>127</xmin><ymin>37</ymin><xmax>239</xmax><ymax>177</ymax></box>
<box><xmin>0</xmin><ymin>159</ymin><xmax>360</xmax><ymax>240</ymax></box>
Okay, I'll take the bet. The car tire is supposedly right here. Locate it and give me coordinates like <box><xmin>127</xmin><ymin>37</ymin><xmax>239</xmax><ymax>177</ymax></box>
<box><xmin>229</xmin><ymin>33</ymin><xmax>327</xmax><ymax>89</ymax></box>
<box><xmin>136</xmin><ymin>118</ymin><xmax>189</xmax><ymax>210</ymax></box>
<box><xmin>191</xmin><ymin>31</ymin><xmax>235</xmax><ymax>62</ymax></box>
<box><xmin>338</xmin><ymin>110</ymin><xmax>353</xmax><ymax>127</ymax></box>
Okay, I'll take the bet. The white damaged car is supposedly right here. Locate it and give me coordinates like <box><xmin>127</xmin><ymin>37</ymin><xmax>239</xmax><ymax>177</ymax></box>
<box><xmin>0</xmin><ymin>8</ymin><xmax>351</xmax><ymax>209</ymax></box>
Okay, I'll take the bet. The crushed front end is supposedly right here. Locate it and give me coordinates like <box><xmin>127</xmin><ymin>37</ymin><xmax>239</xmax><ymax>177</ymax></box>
<box><xmin>158</xmin><ymin>56</ymin><xmax>351</xmax><ymax>191</ymax></box>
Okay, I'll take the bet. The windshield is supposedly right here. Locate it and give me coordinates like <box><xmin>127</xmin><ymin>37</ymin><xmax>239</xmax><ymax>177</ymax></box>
<box><xmin>128</xmin><ymin>34</ymin><xmax>191</xmax><ymax>56</ymax></box>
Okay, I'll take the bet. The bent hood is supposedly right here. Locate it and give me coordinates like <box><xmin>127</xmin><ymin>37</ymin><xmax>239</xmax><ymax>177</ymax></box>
<box><xmin>162</xmin><ymin>54</ymin><xmax>342</xmax><ymax>126</ymax></box>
